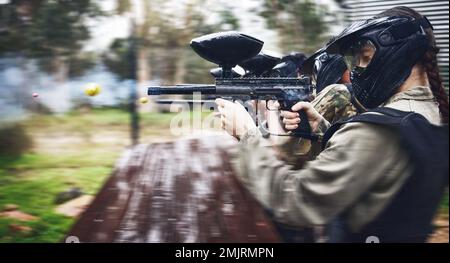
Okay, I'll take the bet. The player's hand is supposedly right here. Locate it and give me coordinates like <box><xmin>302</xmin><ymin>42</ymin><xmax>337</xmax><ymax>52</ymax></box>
<box><xmin>215</xmin><ymin>98</ymin><xmax>256</xmax><ymax>139</ymax></box>
<box><xmin>275</xmin><ymin>101</ymin><xmax>325</xmax><ymax>132</ymax></box>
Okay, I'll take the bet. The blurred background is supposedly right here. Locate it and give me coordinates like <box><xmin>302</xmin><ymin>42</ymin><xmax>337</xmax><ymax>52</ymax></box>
<box><xmin>0</xmin><ymin>0</ymin><xmax>448</xmax><ymax>243</ymax></box>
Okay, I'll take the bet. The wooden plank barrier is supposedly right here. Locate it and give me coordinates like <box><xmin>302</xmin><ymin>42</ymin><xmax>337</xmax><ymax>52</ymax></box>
<box><xmin>67</xmin><ymin>135</ymin><xmax>281</xmax><ymax>243</ymax></box>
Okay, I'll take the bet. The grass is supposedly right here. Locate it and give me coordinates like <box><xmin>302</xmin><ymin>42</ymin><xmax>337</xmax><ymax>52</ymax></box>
<box><xmin>0</xmin><ymin>152</ymin><xmax>118</xmax><ymax>170</ymax></box>
<box><xmin>0</xmin><ymin>152</ymin><xmax>117</xmax><ymax>242</ymax></box>
<box><xmin>440</xmin><ymin>189</ymin><xmax>449</xmax><ymax>213</ymax></box>
<box><xmin>0</xmin><ymin>164</ymin><xmax>112</xmax><ymax>243</ymax></box>
<box><xmin>22</xmin><ymin>108</ymin><xmax>180</xmax><ymax>133</ymax></box>
<box><xmin>0</xmin><ymin>161</ymin><xmax>113</xmax><ymax>242</ymax></box>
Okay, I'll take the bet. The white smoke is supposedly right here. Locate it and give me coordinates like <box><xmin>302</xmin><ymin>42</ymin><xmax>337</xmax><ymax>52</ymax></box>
<box><xmin>0</xmin><ymin>57</ymin><xmax>151</xmax><ymax>126</ymax></box>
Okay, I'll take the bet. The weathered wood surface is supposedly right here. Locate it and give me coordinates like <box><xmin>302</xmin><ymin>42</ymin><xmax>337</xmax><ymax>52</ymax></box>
<box><xmin>67</xmin><ymin>134</ymin><xmax>281</xmax><ymax>243</ymax></box>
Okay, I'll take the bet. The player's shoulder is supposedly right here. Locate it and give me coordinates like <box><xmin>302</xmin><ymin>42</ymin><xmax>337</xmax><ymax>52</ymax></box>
<box><xmin>314</xmin><ymin>84</ymin><xmax>353</xmax><ymax>110</ymax></box>
<box><xmin>318</xmin><ymin>84</ymin><xmax>351</xmax><ymax>96</ymax></box>
<box><xmin>330</xmin><ymin>118</ymin><xmax>399</xmax><ymax>149</ymax></box>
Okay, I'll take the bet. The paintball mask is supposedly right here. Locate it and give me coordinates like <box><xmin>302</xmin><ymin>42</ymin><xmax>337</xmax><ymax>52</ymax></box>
<box><xmin>325</xmin><ymin>16</ymin><xmax>433</xmax><ymax>109</ymax></box>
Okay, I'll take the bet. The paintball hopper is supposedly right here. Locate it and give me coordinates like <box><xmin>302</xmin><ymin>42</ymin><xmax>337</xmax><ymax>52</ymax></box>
<box><xmin>210</xmin><ymin>66</ymin><xmax>245</xmax><ymax>78</ymax></box>
<box><xmin>190</xmin><ymin>31</ymin><xmax>264</xmax><ymax>77</ymax></box>
<box><xmin>270</xmin><ymin>52</ymin><xmax>307</xmax><ymax>77</ymax></box>
<box><xmin>238</xmin><ymin>50</ymin><xmax>282</xmax><ymax>77</ymax></box>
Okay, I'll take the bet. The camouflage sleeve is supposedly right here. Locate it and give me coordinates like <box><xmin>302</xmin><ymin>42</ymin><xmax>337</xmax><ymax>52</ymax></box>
<box><xmin>312</xmin><ymin>84</ymin><xmax>358</xmax><ymax>123</ymax></box>
<box><xmin>274</xmin><ymin>84</ymin><xmax>358</xmax><ymax>169</ymax></box>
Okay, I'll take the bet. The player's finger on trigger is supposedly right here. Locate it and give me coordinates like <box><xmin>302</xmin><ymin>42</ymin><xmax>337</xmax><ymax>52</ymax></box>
<box><xmin>291</xmin><ymin>101</ymin><xmax>309</xmax><ymax>112</ymax></box>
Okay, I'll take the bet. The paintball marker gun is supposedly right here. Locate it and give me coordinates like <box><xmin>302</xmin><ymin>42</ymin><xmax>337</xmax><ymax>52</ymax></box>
<box><xmin>210</xmin><ymin>66</ymin><xmax>245</xmax><ymax>78</ymax></box>
<box><xmin>238</xmin><ymin>50</ymin><xmax>282</xmax><ymax>77</ymax></box>
<box><xmin>148</xmin><ymin>31</ymin><xmax>317</xmax><ymax>140</ymax></box>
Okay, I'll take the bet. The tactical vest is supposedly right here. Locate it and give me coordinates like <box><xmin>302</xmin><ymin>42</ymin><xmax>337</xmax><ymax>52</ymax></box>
<box><xmin>322</xmin><ymin>107</ymin><xmax>449</xmax><ymax>243</ymax></box>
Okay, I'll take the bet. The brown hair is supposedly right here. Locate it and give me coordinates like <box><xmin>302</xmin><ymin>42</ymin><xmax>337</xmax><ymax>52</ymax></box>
<box><xmin>376</xmin><ymin>6</ymin><xmax>449</xmax><ymax>123</ymax></box>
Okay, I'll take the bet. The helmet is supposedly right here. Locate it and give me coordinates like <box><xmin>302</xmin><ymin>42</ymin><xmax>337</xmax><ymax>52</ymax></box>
<box><xmin>312</xmin><ymin>52</ymin><xmax>347</xmax><ymax>94</ymax></box>
<box><xmin>324</xmin><ymin>16</ymin><xmax>433</xmax><ymax>109</ymax></box>
<box><xmin>270</xmin><ymin>52</ymin><xmax>307</xmax><ymax>77</ymax></box>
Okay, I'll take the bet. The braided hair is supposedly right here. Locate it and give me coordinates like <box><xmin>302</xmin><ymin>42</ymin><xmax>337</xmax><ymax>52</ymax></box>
<box><xmin>376</xmin><ymin>6</ymin><xmax>449</xmax><ymax>123</ymax></box>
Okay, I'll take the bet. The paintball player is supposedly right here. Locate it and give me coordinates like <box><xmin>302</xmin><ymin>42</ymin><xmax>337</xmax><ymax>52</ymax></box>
<box><xmin>216</xmin><ymin>6</ymin><xmax>449</xmax><ymax>242</ymax></box>
<box><xmin>270</xmin><ymin>50</ymin><xmax>358</xmax><ymax>169</ymax></box>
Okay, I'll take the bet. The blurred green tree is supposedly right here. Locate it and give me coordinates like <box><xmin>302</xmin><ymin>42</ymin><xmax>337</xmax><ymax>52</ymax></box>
<box><xmin>102</xmin><ymin>37</ymin><xmax>132</xmax><ymax>80</ymax></box>
<box><xmin>0</xmin><ymin>0</ymin><xmax>102</xmax><ymax>79</ymax></box>
<box><xmin>104</xmin><ymin>0</ymin><xmax>241</xmax><ymax>85</ymax></box>
<box><xmin>0</xmin><ymin>124</ymin><xmax>32</xmax><ymax>157</ymax></box>
<box><xmin>259</xmin><ymin>0</ymin><xmax>329</xmax><ymax>54</ymax></box>
<box><xmin>116</xmin><ymin>0</ymin><xmax>131</xmax><ymax>15</ymax></box>
<box><xmin>218</xmin><ymin>9</ymin><xmax>240</xmax><ymax>31</ymax></box>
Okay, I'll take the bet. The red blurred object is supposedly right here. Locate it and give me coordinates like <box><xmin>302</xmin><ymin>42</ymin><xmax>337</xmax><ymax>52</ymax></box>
<box><xmin>341</xmin><ymin>69</ymin><xmax>351</xmax><ymax>84</ymax></box>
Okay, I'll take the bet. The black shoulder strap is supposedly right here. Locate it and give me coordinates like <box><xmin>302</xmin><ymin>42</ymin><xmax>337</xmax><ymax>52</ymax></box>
<box><xmin>321</xmin><ymin>107</ymin><xmax>414</xmax><ymax>149</ymax></box>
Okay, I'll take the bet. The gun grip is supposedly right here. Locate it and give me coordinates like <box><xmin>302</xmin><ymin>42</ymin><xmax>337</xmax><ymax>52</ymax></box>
<box><xmin>295</xmin><ymin>110</ymin><xmax>311</xmax><ymax>134</ymax></box>
<box><xmin>293</xmin><ymin>110</ymin><xmax>319</xmax><ymax>141</ymax></box>
<box><xmin>280</xmin><ymin>100</ymin><xmax>317</xmax><ymax>140</ymax></box>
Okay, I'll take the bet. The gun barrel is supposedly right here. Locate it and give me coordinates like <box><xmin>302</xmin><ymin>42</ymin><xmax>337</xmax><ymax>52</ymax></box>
<box><xmin>148</xmin><ymin>85</ymin><xmax>216</xmax><ymax>95</ymax></box>
<box><xmin>155</xmin><ymin>99</ymin><xmax>216</xmax><ymax>105</ymax></box>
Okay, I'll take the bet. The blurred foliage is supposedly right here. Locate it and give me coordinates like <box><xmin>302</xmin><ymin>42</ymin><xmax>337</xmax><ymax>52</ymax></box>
<box><xmin>0</xmin><ymin>0</ymin><xmax>329</xmax><ymax>85</ymax></box>
<box><xmin>67</xmin><ymin>52</ymin><xmax>98</xmax><ymax>78</ymax></box>
<box><xmin>0</xmin><ymin>0</ymin><xmax>102</xmax><ymax>75</ymax></box>
<box><xmin>104</xmin><ymin>0</ymin><xmax>240</xmax><ymax>83</ymax></box>
<box><xmin>259</xmin><ymin>0</ymin><xmax>329</xmax><ymax>54</ymax></box>
<box><xmin>116</xmin><ymin>0</ymin><xmax>131</xmax><ymax>15</ymax></box>
<box><xmin>219</xmin><ymin>9</ymin><xmax>240</xmax><ymax>31</ymax></box>
<box><xmin>0</xmin><ymin>124</ymin><xmax>32</xmax><ymax>157</ymax></box>
<box><xmin>102</xmin><ymin>38</ymin><xmax>132</xmax><ymax>80</ymax></box>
